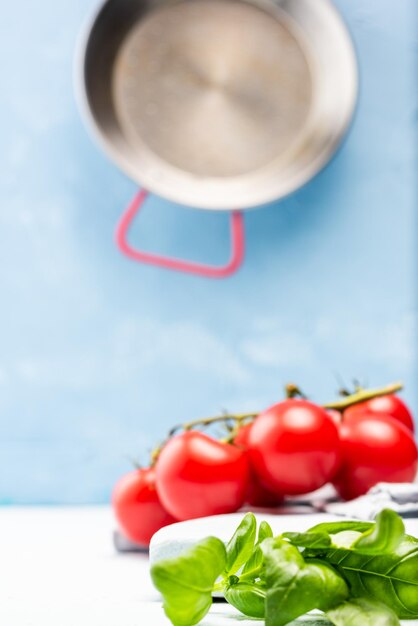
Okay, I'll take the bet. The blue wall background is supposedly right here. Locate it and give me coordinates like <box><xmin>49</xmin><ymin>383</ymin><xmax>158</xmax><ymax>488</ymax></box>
<box><xmin>0</xmin><ymin>0</ymin><xmax>416</xmax><ymax>503</ymax></box>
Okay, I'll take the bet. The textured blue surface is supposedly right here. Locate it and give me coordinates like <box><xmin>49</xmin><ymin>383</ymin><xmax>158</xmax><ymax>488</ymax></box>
<box><xmin>0</xmin><ymin>0</ymin><xmax>416</xmax><ymax>503</ymax></box>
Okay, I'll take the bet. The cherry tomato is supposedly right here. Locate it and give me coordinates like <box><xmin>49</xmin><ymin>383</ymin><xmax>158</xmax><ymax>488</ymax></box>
<box><xmin>327</xmin><ymin>409</ymin><xmax>342</xmax><ymax>427</ymax></box>
<box><xmin>234</xmin><ymin>424</ymin><xmax>283</xmax><ymax>507</ymax></box>
<box><xmin>155</xmin><ymin>431</ymin><xmax>250</xmax><ymax>520</ymax></box>
<box><xmin>112</xmin><ymin>467</ymin><xmax>176</xmax><ymax>546</ymax></box>
<box><xmin>333</xmin><ymin>413</ymin><xmax>418</xmax><ymax>500</ymax></box>
<box><xmin>248</xmin><ymin>399</ymin><xmax>341</xmax><ymax>496</ymax></box>
<box><xmin>344</xmin><ymin>394</ymin><xmax>414</xmax><ymax>432</ymax></box>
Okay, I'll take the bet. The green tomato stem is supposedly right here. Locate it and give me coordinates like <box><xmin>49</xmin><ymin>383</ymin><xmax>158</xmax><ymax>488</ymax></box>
<box><xmin>324</xmin><ymin>382</ymin><xmax>403</xmax><ymax>411</ymax></box>
<box><xmin>150</xmin><ymin>381</ymin><xmax>404</xmax><ymax>464</ymax></box>
<box><xmin>150</xmin><ymin>413</ymin><xmax>257</xmax><ymax>465</ymax></box>
<box><xmin>170</xmin><ymin>413</ymin><xmax>257</xmax><ymax>435</ymax></box>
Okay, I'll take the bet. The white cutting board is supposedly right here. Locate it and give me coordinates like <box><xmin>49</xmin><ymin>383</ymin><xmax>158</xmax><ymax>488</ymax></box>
<box><xmin>150</xmin><ymin>511</ymin><xmax>418</xmax><ymax>562</ymax></box>
<box><xmin>150</xmin><ymin>512</ymin><xmax>339</xmax><ymax>563</ymax></box>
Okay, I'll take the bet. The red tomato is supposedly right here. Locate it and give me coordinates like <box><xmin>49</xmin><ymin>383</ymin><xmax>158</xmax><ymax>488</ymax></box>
<box><xmin>327</xmin><ymin>409</ymin><xmax>342</xmax><ymax>427</ymax></box>
<box><xmin>248</xmin><ymin>399</ymin><xmax>341</xmax><ymax>496</ymax></box>
<box><xmin>112</xmin><ymin>468</ymin><xmax>176</xmax><ymax>546</ymax></box>
<box><xmin>244</xmin><ymin>477</ymin><xmax>283</xmax><ymax>508</ymax></box>
<box><xmin>333</xmin><ymin>413</ymin><xmax>418</xmax><ymax>500</ymax></box>
<box><xmin>234</xmin><ymin>424</ymin><xmax>283</xmax><ymax>507</ymax></box>
<box><xmin>344</xmin><ymin>394</ymin><xmax>414</xmax><ymax>432</ymax></box>
<box><xmin>155</xmin><ymin>431</ymin><xmax>250</xmax><ymax>520</ymax></box>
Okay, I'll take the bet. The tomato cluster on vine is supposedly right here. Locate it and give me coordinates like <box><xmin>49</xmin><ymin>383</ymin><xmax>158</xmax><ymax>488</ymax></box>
<box><xmin>112</xmin><ymin>382</ymin><xmax>417</xmax><ymax>546</ymax></box>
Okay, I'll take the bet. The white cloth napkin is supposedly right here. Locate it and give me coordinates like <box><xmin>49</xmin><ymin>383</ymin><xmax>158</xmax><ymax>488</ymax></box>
<box><xmin>323</xmin><ymin>482</ymin><xmax>418</xmax><ymax>520</ymax></box>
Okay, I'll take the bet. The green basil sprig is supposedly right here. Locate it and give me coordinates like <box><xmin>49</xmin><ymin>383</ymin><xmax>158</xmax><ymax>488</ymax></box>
<box><xmin>150</xmin><ymin>509</ymin><xmax>417</xmax><ymax>626</ymax></box>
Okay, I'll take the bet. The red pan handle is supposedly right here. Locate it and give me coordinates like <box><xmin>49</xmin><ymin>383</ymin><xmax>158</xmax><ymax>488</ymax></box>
<box><xmin>115</xmin><ymin>190</ymin><xmax>245</xmax><ymax>278</ymax></box>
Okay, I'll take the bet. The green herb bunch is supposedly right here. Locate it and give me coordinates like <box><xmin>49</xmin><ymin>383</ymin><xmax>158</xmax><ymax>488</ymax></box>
<box><xmin>150</xmin><ymin>509</ymin><xmax>418</xmax><ymax>626</ymax></box>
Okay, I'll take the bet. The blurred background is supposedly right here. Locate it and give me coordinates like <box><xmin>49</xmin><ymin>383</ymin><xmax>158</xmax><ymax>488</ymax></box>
<box><xmin>0</xmin><ymin>0</ymin><xmax>416</xmax><ymax>504</ymax></box>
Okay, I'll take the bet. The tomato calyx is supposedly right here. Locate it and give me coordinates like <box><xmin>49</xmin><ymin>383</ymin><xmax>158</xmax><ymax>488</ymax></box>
<box><xmin>285</xmin><ymin>383</ymin><xmax>308</xmax><ymax>400</ymax></box>
<box><xmin>126</xmin><ymin>455</ymin><xmax>143</xmax><ymax>470</ymax></box>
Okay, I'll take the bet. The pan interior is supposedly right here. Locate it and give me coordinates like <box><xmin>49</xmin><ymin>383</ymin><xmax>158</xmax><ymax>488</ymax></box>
<box><xmin>112</xmin><ymin>0</ymin><xmax>312</xmax><ymax>178</ymax></box>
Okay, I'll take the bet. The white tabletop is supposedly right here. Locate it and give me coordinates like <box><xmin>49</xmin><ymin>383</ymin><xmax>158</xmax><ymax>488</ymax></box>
<box><xmin>1</xmin><ymin>508</ymin><xmax>417</xmax><ymax>625</ymax></box>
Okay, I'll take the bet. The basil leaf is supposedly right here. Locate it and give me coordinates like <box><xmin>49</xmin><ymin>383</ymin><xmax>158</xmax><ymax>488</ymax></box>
<box><xmin>225</xmin><ymin>512</ymin><xmax>257</xmax><ymax>575</ymax></box>
<box><xmin>283</xmin><ymin>531</ymin><xmax>332</xmax><ymax>550</ymax></box>
<box><xmin>224</xmin><ymin>581</ymin><xmax>266</xmax><ymax>618</ymax></box>
<box><xmin>308</xmin><ymin>521</ymin><xmax>373</xmax><ymax>535</ymax></box>
<box><xmin>241</xmin><ymin>519</ymin><xmax>273</xmax><ymax>578</ymax></box>
<box><xmin>287</xmin><ymin>615</ymin><xmax>332</xmax><ymax>626</ymax></box>
<box><xmin>286</xmin><ymin>618</ymin><xmax>333</xmax><ymax>626</ymax></box>
<box><xmin>261</xmin><ymin>538</ymin><xmax>349</xmax><ymax>626</ymax></box>
<box><xmin>150</xmin><ymin>536</ymin><xmax>226</xmax><ymax>626</ymax></box>
<box><xmin>331</xmin><ymin>531</ymin><xmax>363</xmax><ymax>549</ymax></box>
<box><xmin>352</xmin><ymin>509</ymin><xmax>405</xmax><ymax>554</ymax></box>
<box><xmin>259</xmin><ymin>520</ymin><xmax>274</xmax><ymax>542</ymax></box>
<box><xmin>320</xmin><ymin>536</ymin><xmax>418</xmax><ymax>619</ymax></box>
<box><xmin>327</xmin><ymin>598</ymin><xmax>400</xmax><ymax>626</ymax></box>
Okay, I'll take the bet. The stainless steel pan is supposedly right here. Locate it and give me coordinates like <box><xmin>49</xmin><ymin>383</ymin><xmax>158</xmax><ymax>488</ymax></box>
<box><xmin>77</xmin><ymin>0</ymin><xmax>358</xmax><ymax>210</ymax></box>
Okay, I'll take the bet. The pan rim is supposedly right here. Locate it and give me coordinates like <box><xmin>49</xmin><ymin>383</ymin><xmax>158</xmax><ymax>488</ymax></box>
<box><xmin>75</xmin><ymin>0</ymin><xmax>359</xmax><ymax>210</ymax></box>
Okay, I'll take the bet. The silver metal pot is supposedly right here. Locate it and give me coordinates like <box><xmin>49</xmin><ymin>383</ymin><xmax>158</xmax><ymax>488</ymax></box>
<box><xmin>77</xmin><ymin>0</ymin><xmax>358</xmax><ymax>210</ymax></box>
